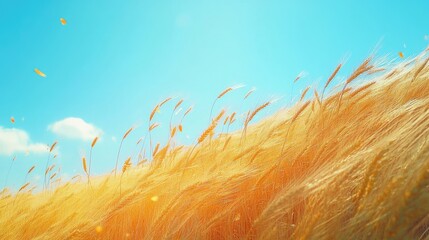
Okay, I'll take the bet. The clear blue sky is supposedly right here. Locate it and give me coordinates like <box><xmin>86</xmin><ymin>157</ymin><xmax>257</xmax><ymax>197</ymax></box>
<box><xmin>1</xmin><ymin>0</ymin><xmax>428</xmax><ymax>190</ymax></box>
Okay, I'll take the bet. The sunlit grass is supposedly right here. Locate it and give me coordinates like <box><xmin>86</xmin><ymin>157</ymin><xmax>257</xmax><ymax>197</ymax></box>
<box><xmin>1</xmin><ymin>49</ymin><xmax>429</xmax><ymax>239</ymax></box>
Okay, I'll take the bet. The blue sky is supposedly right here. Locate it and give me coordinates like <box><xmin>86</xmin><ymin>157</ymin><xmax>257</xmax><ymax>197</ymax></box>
<box><xmin>1</xmin><ymin>0</ymin><xmax>428</xmax><ymax>190</ymax></box>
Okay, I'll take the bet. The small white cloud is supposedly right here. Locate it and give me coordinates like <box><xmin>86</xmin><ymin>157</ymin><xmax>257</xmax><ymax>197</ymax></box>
<box><xmin>48</xmin><ymin>117</ymin><xmax>102</xmax><ymax>141</ymax></box>
<box><xmin>0</xmin><ymin>127</ymin><xmax>48</xmax><ymax>156</ymax></box>
<box><xmin>111</xmin><ymin>136</ymin><xmax>117</xmax><ymax>142</ymax></box>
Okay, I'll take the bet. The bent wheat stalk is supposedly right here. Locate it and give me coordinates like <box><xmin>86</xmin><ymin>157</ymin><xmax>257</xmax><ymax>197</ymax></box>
<box><xmin>115</xmin><ymin>128</ymin><xmax>133</xmax><ymax>176</ymax></box>
<box><xmin>44</xmin><ymin>141</ymin><xmax>57</xmax><ymax>190</ymax></box>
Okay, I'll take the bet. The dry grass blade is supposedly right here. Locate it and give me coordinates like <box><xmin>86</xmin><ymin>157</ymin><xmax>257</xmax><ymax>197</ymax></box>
<box><xmin>291</xmin><ymin>100</ymin><xmax>311</xmax><ymax>123</ymax></box>
<box><xmin>198</xmin><ymin>110</ymin><xmax>225</xmax><ymax>144</ymax></box>
<box><xmin>338</xmin><ymin>57</ymin><xmax>374</xmax><ymax>110</ymax></box>
<box><xmin>150</xmin><ymin>105</ymin><xmax>159</xmax><ymax>121</ymax></box>
<box><xmin>245</xmin><ymin>101</ymin><xmax>271</xmax><ymax>127</ymax></box>
<box><xmin>413</xmin><ymin>57</ymin><xmax>429</xmax><ymax>81</ymax></box>
<box><xmin>325</xmin><ymin>64</ymin><xmax>342</xmax><ymax>89</ymax></box>
<box><xmin>174</xmin><ymin>99</ymin><xmax>184</xmax><ymax>111</ymax></box>
<box><xmin>18</xmin><ymin>183</ymin><xmax>30</xmax><ymax>193</ymax></box>
<box><xmin>294</xmin><ymin>71</ymin><xmax>307</xmax><ymax>83</ymax></box>
<box><xmin>123</xmin><ymin>128</ymin><xmax>133</xmax><ymax>139</ymax></box>
<box><xmin>27</xmin><ymin>166</ymin><xmax>35</xmax><ymax>174</ymax></box>
<box><xmin>223</xmin><ymin>116</ymin><xmax>230</xmax><ymax>125</ymax></box>
<box><xmin>229</xmin><ymin>112</ymin><xmax>236</xmax><ymax>125</ymax></box>
<box><xmin>171</xmin><ymin>127</ymin><xmax>177</xmax><ymax>138</ymax></box>
<box><xmin>159</xmin><ymin>97</ymin><xmax>172</xmax><ymax>108</ymax></box>
<box><xmin>45</xmin><ymin>165</ymin><xmax>56</xmax><ymax>176</ymax></box>
<box><xmin>346</xmin><ymin>57</ymin><xmax>374</xmax><ymax>85</ymax></box>
<box><xmin>223</xmin><ymin>136</ymin><xmax>232</xmax><ymax>150</ymax></box>
<box><xmin>82</xmin><ymin>157</ymin><xmax>88</xmax><ymax>174</ymax></box>
<box><xmin>349</xmin><ymin>82</ymin><xmax>376</xmax><ymax>98</ymax></box>
<box><xmin>50</xmin><ymin>173</ymin><xmax>57</xmax><ymax>180</ymax></box>
<box><xmin>91</xmin><ymin>137</ymin><xmax>99</xmax><ymax>148</ymax></box>
<box><xmin>50</xmin><ymin>142</ymin><xmax>58</xmax><ymax>153</ymax></box>
<box><xmin>210</xmin><ymin>85</ymin><xmax>243</xmax><ymax>121</ymax></box>
<box><xmin>122</xmin><ymin>157</ymin><xmax>132</xmax><ymax>173</ymax></box>
<box><xmin>115</xmin><ymin>127</ymin><xmax>134</xmax><ymax>176</ymax></box>
<box><xmin>184</xmin><ymin>106</ymin><xmax>192</xmax><ymax>117</ymax></box>
<box><xmin>198</xmin><ymin>125</ymin><xmax>216</xmax><ymax>144</ymax></box>
<box><xmin>300</xmin><ymin>86</ymin><xmax>311</xmax><ymax>101</ymax></box>
<box><xmin>213</xmin><ymin>109</ymin><xmax>226</xmax><ymax>123</ymax></box>
<box><xmin>149</xmin><ymin>123</ymin><xmax>160</xmax><ymax>131</ymax></box>
<box><xmin>153</xmin><ymin>144</ymin><xmax>160</xmax><ymax>157</ymax></box>
<box><xmin>314</xmin><ymin>90</ymin><xmax>321</xmax><ymax>105</ymax></box>
<box><xmin>217</xmin><ymin>87</ymin><xmax>233</xmax><ymax>99</ymax></box>
<box><xmin>244</xmin><ymin>88</ymin><xmax>256</xmax><ymax>100</ymax></box>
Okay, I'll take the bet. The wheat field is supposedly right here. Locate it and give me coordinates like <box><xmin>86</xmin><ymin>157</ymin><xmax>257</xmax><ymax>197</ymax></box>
<box><xmin>1</xmin><ymin>49</ymin><xmax>429</xmax><ymax>239</ymax></box>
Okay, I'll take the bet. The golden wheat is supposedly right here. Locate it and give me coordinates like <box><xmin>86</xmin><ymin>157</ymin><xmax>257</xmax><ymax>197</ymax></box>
<box><xmin>2</xmin><ymin>50</ymin><xmax>429</xmax><ymax>240</ymax></box>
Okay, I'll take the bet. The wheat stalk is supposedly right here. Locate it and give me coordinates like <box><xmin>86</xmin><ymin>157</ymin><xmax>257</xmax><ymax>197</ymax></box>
<box><xmin>280</xmin><ymin>101</ymin><xmax>311</xmax><ymax>157</ymax></box>
<box><xmin>322</xmin><ymin>63</ymin><xmax>342</xmax><ymax>101</ymax></box>
<box><xmin>300</xmin><ymin>86</ymin><xmax>311</xmax><ymax>102</ymax></box>
<box><xmin>294</xmin><ymin>71</ymin><xmax>307</xmax><ymax>83</ymax></box>
<box><xmin>115</xmin><ymin>127</ymin><xmax>134</xmax><ymax>176</ymax></box>
<box><xmin>245</xmin><ymin>101</ymin><xmax>272</xmax><ymax>128</ymax></box>
<box><xmin>412</xmin><ymin>57</ymin><xmax>429</xmax><ymax>82</ymax></box>
<box><xmin>120</xmin><ymin>157</ymin><xmax>132</xmax><ymax>195</ymax></box>
<box><xmin>170</xmin><ymin>99</ymin><xmax>184</xmax><ymax>130</ymax></box>
<box><xmin>209</xmin><ymin>85</ymin><xmax>243</xmax><ymax>122</ymax></box>
<box><xmin>349</xmin><ymin>81</ymin><xmax>376</xmax><ymax>98</ymax></box>
<box><xmin>198</xmin><ymin>110</ymin><xmax>225</xmax><ymax>144</ymax></box>
<box><xmin>244</xmin><ymin>88</ymin><xmax>256</xmax><ymax>100</ymax></box>
<box><xmin>44</xmin><ymin>141</ymin><xmax>57</xmax><ymax>190</ymax></box>
<box><xmin>82</xmin><ymin>158</ymin><xmax>87</xmax><ymax>173</ymax></box>
<box><xmin>89</xmin><ymin>136</ymin><xmax>98</xmax><ymax>178</ymax></box>
<box><xmin>149</xmin><ymin>123</ymin><xmax>160</xmax><ymax>131</ymax></box>
<box><xmin>338</xmin><ymin>57</ymin><xmax>374</xmax><ymax>110</ymax></box>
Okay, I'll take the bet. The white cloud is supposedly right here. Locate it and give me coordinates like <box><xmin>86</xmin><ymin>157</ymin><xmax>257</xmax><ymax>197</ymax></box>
<box><xmin>0</xmin><ymin>127</ymin><xmax>48</xmax><ymax>156</ymax></box>
<box><xmin>48</xmin><ymin>117</ymin><xmax>102</xmax><ymax>141</ymax></box>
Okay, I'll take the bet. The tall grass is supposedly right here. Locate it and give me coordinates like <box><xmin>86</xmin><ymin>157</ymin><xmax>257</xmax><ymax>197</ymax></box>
<box><xmin>2</xmin><ymin>50</ymin><xmax>429</xmax><ymax>239</ymax></box>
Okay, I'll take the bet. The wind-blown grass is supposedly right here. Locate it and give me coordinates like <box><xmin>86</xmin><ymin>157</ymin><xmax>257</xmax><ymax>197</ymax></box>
<box><xmin>1</xmin><ymin>49</ymin><xmax>429</xmax><ymax>239</ymax></box>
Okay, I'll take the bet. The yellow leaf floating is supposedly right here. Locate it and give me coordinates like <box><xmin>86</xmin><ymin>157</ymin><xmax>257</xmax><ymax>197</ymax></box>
<box><xmin>34</xmin><ymin>68</ymin><xmax>46</xmax><ymax>78</ymax></box>
<box><xmin>399</xmin><ymin>52</ymin><xmax>404</xmax><ymax>58</ymax></box>
<box><xmin>10</xmin><ymin>117</ymin><xmax>15</xmax><ymax>123</ymax></box>
<box><xmin>60</xmin><ymin>18</ymin><xmax>67</xmax><ymax>25</ymax></box>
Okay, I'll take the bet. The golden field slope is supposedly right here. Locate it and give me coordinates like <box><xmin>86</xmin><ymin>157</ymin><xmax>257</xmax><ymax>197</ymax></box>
<box><xmin>1</xmin><ymin>50</ymin><xmax>429</xmax><ymax>240</ymax></box>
